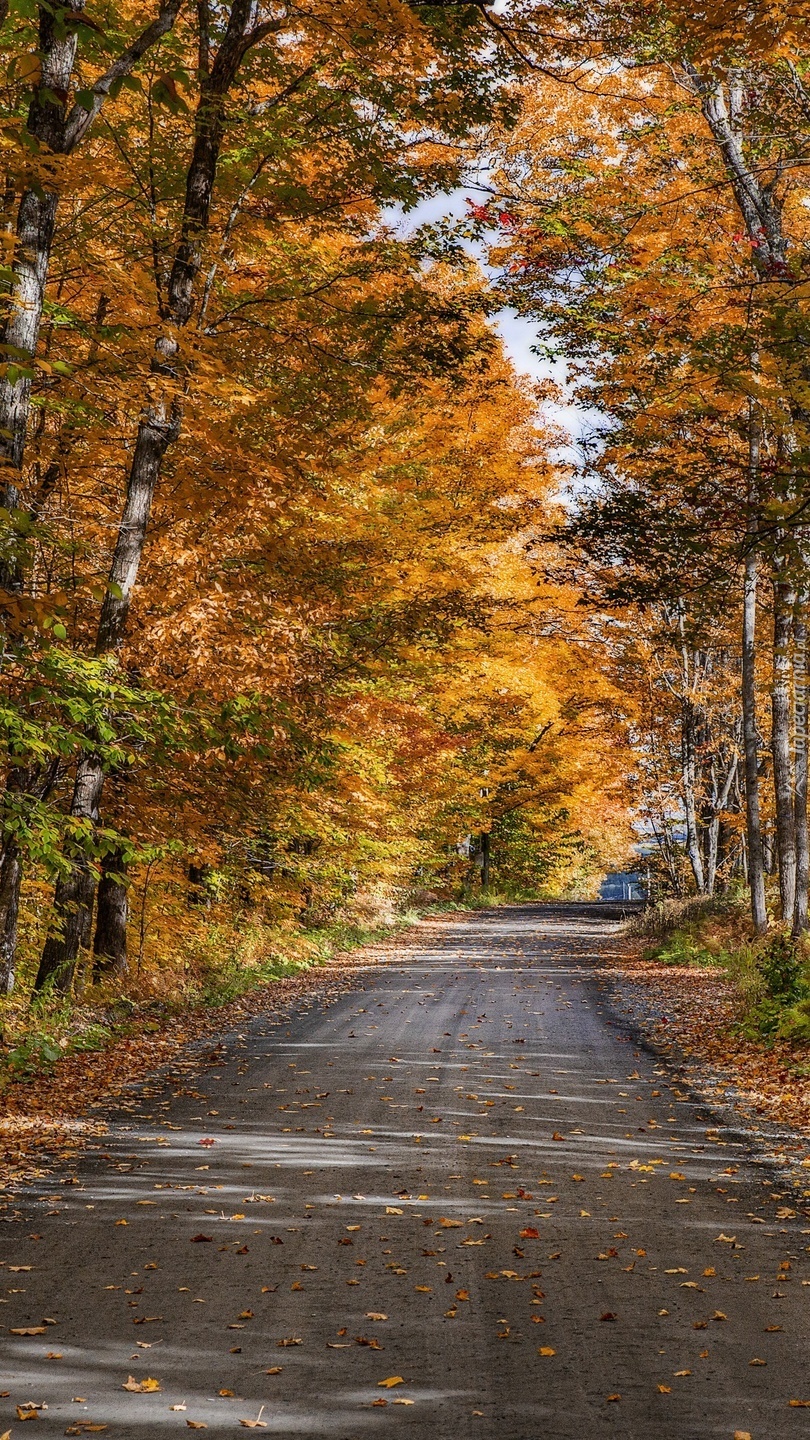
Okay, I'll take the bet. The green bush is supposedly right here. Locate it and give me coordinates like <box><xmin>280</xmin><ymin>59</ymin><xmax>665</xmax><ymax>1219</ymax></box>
<box><xmin>4</xmin><ymin>1032</ymin><xmax>63</xmax><ymax>1077</ymax></box>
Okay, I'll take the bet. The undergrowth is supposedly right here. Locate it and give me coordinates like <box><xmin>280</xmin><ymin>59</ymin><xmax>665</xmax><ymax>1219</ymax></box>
<box><xmin>633</xmin><ymin>892</ymin><xmax>810</xmax><ymax>1048</ymax></box>
<box><xmin>0</xmin><ymin>903</ymin><xmax>437</xmax><ymax>1086</ymax></box>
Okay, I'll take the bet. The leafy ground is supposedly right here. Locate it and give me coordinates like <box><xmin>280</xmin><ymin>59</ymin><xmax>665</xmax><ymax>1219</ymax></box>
<box><xmin>600</xmin><ymin>905</ymin><xmax>810</xmax><ymax>1192</ymax></box>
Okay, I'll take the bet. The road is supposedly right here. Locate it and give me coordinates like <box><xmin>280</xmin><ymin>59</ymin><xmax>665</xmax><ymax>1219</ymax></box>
<box><xmin>1</xmin><ymin>903</ymin><xmax>808</xmax><ymax>1439</ymax></box>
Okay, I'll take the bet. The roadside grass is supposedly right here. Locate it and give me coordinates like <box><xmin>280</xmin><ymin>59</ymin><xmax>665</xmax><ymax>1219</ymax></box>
<box><xmin>0</xmin><ymin>904</ymin><xmax>436</xmax><ymax>1087</ymax></box>
<box><xmin>632</xmin><ymin>891</ymin><xmax>810</xmax><ymax>1050</ymax></box>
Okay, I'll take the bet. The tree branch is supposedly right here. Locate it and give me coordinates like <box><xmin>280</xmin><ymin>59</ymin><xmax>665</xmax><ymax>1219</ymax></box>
<box><xmin>63</xmin><ymin>0</ymin><xmax>184</xmax><ymax>153</ymax></box>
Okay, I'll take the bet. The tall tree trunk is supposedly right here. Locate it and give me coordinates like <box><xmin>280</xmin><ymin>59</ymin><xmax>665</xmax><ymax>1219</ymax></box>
<box><xmin>93</xmin><ymin>849</ymin><xmax>128</xmax><ymax>978</ymax></box>
<box><xmin>35</xmin><ymin>2</ymin><xmax>271</xmax><ymax>994</ymax></box>
<box><xmin>772</xmin><ymin>571</ymin><xmax>797</xmax><ymax>922</ymax></box>
<box><xmin>742</xmin><ymin>439</ymin><xmax>768</xmax><ymax>931</ymax></box>
<box><xmin>681</xmin><ymin>695</ymin><xmax>706</xmax><ymax>893</ymax></box>
<box><xmin>793</xmin><ymin>585</ymin><xmax>809</xmax><ymax>934</ymax></box>
<box><xmin>34</xmin><ymin>753</ymin><xmax>103</xmax><ymax>994</ymax></box>
<box><xmin>0</xmin><ymin>838</ymin><xmax>21</xmax><ymax>994</ymax></box>
<box><xmin>0</xmin><ymin>1</ymin><xmax>182</xmax><ymax>987</ymax></box>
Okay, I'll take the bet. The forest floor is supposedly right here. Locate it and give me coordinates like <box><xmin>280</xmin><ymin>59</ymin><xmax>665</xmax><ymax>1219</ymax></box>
<box><xmin>0</xmin><ymin>901</ymin><xmax>809</xmax><ymax>1439</ymax></box>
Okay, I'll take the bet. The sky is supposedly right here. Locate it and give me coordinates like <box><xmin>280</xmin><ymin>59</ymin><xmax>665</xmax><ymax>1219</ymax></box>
<box><xmin>386</xmin><ymin>187</ymin><xmax>600</xmax><ymax>470</ymax></box>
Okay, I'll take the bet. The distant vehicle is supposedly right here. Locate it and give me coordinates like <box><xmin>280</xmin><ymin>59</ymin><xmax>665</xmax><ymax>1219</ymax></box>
<box><xmin>599</xmin><ymin>870</ymin><xmax>645</xmax><ymax>902</ymax></box>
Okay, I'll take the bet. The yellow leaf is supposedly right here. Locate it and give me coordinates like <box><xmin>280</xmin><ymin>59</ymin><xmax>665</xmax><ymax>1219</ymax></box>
<box><xmin>538</xmin><ymin>1347</ymin><xmax>556</xmax><ymax>1356</ymax></box>
<box><xmin>378</xmin><ymin>1376</ymin><xmax>405</xmax><ymax>1388</ymax></box>
<box><xmin>657</xmin><ymin>1385</ymin><xmax>671</xmax><ymax>1394</ymax></box>
<box><xmin>122</xmin><ymin>1376</ymin><xmax>161</xmax><ymax>1392</ymax></box>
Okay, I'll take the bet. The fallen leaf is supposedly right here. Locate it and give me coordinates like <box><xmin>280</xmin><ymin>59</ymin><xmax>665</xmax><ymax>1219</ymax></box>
<box><xmin>123</xmin><ymin>1375</ymin><xmax>161</xmax><ymax>1392</ymax></box>
<box><xmin>10</xmin><ymin>1326</ymin><xmax>47</xmax><ymax>1336</ymax></box>
<box><xmin>657</xmin><ymin>1385</ymin><xmax>671</xmax><ymax>1394</ymax></box>
<box><xmin>186</xmin><ymin>1424</ymin><xmax>208</xmax><ymax>1431</ymax></box>
<box><xmin>190</xmin><ymin>1235</ymin><xmax>213</xmax><ymax>1243</ymax></box>
<box><xmin>276</xmin><ymin>1337</ymin><xmax>302</xmax><ymax>1347</ymax></box>
<box><xmin>378</xmin><ymin>1376</ymin><xmax>404</xmax><ymax>1388</ymax></box>
<box><xmin>520</xmin><ymin>1228</ymin><xmax>539</xmax><ymax>1239</ymax></box>
<box><xmin>538</xmin><ymin>1347</ymin><xmax>555</xmax><ymax>1356</ymax></box>
<box><xmin>366</xmin><ymin>1313</ymin><xmax>388</xmax><ymax>1321</ymax></box>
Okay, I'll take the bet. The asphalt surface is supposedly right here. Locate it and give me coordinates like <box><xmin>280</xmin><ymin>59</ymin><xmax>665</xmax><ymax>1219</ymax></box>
<box><xmin>1</xmin><ymin>902</ymin><xmax>809</xmax><ymax>1439</ymax></box>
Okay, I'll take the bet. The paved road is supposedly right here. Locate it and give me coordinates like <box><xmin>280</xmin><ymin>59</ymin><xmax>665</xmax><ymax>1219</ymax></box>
<box><xmin>1</xmin><ymin>903</ymin><xmax>809</xmax><ymax>1439</ymax></box>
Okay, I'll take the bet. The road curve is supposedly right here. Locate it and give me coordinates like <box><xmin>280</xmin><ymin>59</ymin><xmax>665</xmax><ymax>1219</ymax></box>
<box><xmin>1</xmin><ymin>902</ymin><xmax>808</xmax><ymax>1439</ymax></box>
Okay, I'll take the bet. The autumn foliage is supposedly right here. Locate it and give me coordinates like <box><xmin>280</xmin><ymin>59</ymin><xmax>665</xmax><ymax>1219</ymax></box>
<box><xmin>0</xmin><ymin>2</ymin><xmax>634</xmax><ymax>1023</ymax></box>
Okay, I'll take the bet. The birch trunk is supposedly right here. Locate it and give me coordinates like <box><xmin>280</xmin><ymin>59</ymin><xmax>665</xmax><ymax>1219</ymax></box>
<box><xmin>772</xmin><ymin>572</ymin><xmax>797</xmax><ymax>921</ymax></box>
<box><xmin>0</xmin><ymin>1</ymin><xmax>182</xmax><ymax>549</ymax></box>
<box><xmin>793</xmin><ymin>586</ymin><xmax>809</xmax><ymax>934</ymax></box>
<box><xmin>0</xmin><ymin>2</ymin><xmax>182</xmax><ymax>988</ymax></box>
<box><xmin>35</xmin><ymin>2</ymin><xmax>278</xmax><ymax>993</ymax></box>
<box><xmin>742</xmin><ymin>407</ymin><xmax>768</xmax><ymax>932</ymax></box>
<box><xmin>742</xmin><ymin>549</ymin><xmax>768</xmax><ymax>931</ymax></box>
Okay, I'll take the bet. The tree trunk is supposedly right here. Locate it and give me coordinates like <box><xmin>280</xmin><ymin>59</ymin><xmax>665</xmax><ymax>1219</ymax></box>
<box><xmin>0</xmin><ymin>1</ymin><xmax>182</xmax><ymax>984</ymax></box>
<box><xmin>188</xmin><ymin>862</ymin><xmax>211</xmax><ymax>907</ymax></box>
<box><xmin>772</xmin><ymin>572</ymin><xmax>797</xmax><ymax>922</ymax></box>
<box><xmin>681</xmin><ymin>695</ymin><xmax>706</xmax><ymax>893</ymax></box>
<box><xmin>0</xmin><ymin>839</ymin><xmax>22</xmax><ymax>995</ymax></box>
<box><xmin>93</xmin><ymin>850</ymin><xmax>128</xmax><ymax>978</ymax></box>
<box><xmin>0</xmin><ymin>0</ymin><xmax>181</xmax><ymax>544</ymax></box>
<box><xmin>34</xmin><ymin>753</ymin><xmax>103</xmax><ymax>994</ymax></box>
<box><xmin>742</xmin><ymin>542</ymin><xmax>768</xmax><ymax>931</ymax></box>
<box><xmin>480</xmin><ymin>831</ymin><xmax>491</xmax><ymax>889</ymax></box>
<box><xmin>794</xmin><ymin>586</ymin><xmax>809</xmax><ymax>934</ymax></box>
<box><xmin>37</xmin><ymin>3</ymin><xmax>268</xmax><ymax>990</ymax></box>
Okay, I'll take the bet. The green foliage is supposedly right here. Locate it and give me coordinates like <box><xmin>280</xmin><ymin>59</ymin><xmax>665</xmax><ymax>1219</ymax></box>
<box><xmin>3</xmin><ymin>1031</ymin><xmax>63</xmax><ymax>1077</ymax></box>
<box><xmin>651</xmin><ymin>929</ymin><xmax>721</xmax><ymax>968</ymax></box>
<box><xmin>745</xmin><ymin>935</ymin><xmax>810</xmax><ymax>1041</ymax></box>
